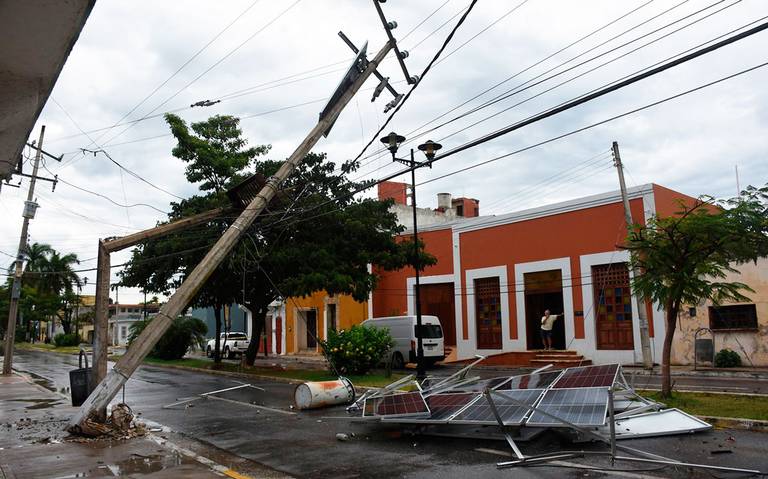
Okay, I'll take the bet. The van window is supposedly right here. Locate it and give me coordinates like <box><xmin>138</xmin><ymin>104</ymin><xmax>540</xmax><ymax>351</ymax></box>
<box><xmin>415</xmin><ymin>324</ymin><xmax>442</xmax><ymax>338</ymax></box>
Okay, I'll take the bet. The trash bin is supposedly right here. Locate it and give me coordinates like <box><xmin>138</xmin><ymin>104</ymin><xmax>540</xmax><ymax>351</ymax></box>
<box><xmin>69</xmin><ymin>349</ymin><xmax>93</xmax><ymax>407</ymax></box>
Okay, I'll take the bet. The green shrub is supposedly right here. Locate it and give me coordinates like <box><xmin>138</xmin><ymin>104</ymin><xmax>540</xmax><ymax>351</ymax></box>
<box><xmin>129</xmin><ymin>316</ymin><xmax>207</xmax><ymax>360</ymax></box>
<box><xmin>14</xmin><ymin>326</ymin><xmax>28</xmax><ymax>343</ymax></box>
<box><xmin>714</xmin><ymin>348</ymin><xmax>742</xmax><ymax>368</ymax></box>
<box><xmin>321</xmin><ymin>325</ymin><xmax>393</xmax><ymax>375</ymax></box>
<box><xmin>53</xmin><ymin>332</ymin><xmax>80</xmax><ymax>347</ymax></box>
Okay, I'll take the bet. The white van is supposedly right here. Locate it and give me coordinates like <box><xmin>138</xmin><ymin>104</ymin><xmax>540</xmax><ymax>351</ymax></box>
<box><xmin>361</xmin><ymin>315</ymin><xmax>445</xmax><ymax>369</ymax></box>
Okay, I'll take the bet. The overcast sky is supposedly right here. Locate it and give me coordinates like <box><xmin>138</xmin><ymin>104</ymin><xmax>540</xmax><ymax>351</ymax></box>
<box><xmin>2</xmin><ymin>0</ymin><xmax>767</xmax><ymax>303</ymax></box>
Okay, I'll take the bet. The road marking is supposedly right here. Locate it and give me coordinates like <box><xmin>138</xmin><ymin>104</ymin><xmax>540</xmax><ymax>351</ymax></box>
<box><xmin>147</xmin><ymin>432</ymin><xmax>254</xmax><ymax>478</ymax></box>
<box><xmin>223</xmin><ymin>469</ymin><xmax>253</xmax><ymax>479</ymax></box>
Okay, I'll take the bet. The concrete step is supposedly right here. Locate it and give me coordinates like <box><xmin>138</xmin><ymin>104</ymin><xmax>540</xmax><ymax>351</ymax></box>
<box><xmin>531</xmin><ymin>349</ymin><xmax>580</xmax><ymax>355</ymax></box>
<box><xmin>530</xmin><ymin>358</ymin><xmax>592</xmax><ymax>366</ymax></box>
<box><xmin>534</xmin><ymin>354</ymin><xmax>585</xmax><ymax>361</ymax></box>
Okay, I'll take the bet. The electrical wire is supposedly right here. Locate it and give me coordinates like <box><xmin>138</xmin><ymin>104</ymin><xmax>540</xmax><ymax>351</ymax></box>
<box><xmin>347</xmin><ymin>0</ymin><xmax>661</xmax><ymax>179</ymax></box>
<box><xmin>348</xmin><ymin>0</ymin><xmax>480</xmax><ymax>167</ymax></box>
<box><xmin>262</xmin><ymin>58</ymin><xmax>768</xmax><ymax>232</ymax></box>
<box><xmin>349</xmin><ymin>0</ymin><xmax>729</xmax><ymax>180</ymax></box>
<box><xmin>97</xmin><ymin>0</ymin><xmax>304</xmax><ymax>150</ymax></box>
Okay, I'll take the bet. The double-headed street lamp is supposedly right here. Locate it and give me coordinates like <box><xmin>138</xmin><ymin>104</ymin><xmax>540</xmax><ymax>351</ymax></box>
<box><xmin>380</xmin><ymin>132</ymin><xmax>441</xmax><ymax>381</ymax></box>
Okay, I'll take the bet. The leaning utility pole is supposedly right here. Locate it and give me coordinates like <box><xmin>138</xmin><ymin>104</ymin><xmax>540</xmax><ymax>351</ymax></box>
<box><xmin>612</xmin><ymin>141</ymin><xmax>653</xmax><ymax>370</ymax></box>
<box><xmin>3</xmin><ymin>126</ymin><xmax>45</xmax><ymax>375</ymax></box>
<box><xmin>71</xmin><ymin>40</ymin><xmax>394</xmax><ymax>430</ymax></box>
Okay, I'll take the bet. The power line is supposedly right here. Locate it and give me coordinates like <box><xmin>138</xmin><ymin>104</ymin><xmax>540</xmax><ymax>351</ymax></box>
<box><xmin>348</xmin><ymin>0</ymin><xmax>480</xmax><ymax>168</ymax></box>
<box><xmin>419</xmin><ymin>60</ymin><xmax>768</xmax><ymax>186</ymax></box>
<box><xmin>347</xmin><ymin>0</ymin><xmax>659</xmax><ymax>180</ymax></box>
<box><xmin>40</xmin><ymin>159</ymin><xmax>169</xmax><ymax>215</ymax></box>
<box><xmin>266</xmin><ymin>58</ymin><xmax>768</xmax><ymax>232</ymax></box>
<box><xmin>97</xmin><ymin>0</ymin><xmax>303</xmax><ymax>150</ymax></box>
<box><xmin>429</xmin><ymin>0</ymin><xmax>740</xmax><ymax>145</ymax></box>
<box><xmin>434</xmin><ymin>19</ymin><xmax>768</xmax><ymax>162</ymax></box>
<box><xmin>351</xmin><ymin>0</ymin><xmax>728</xmax><ymax>181</ymax></box>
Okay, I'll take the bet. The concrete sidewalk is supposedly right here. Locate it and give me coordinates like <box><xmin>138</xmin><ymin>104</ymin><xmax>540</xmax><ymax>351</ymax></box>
<box><xmin>622</xmin><ymin>364</ymin><xmax>768</xmax><ymax>379</ymax></box>
<box><xmin>0</xmin><ymin>373</ymin><xmax>224</xmax><ymax>478</ymax></box>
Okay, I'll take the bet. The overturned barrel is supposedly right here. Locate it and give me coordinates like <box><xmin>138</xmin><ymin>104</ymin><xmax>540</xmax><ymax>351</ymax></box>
<box><xmin>294</xmin><ymin>377</ymin><xmax>355</xmax><ymax>410</ymax></box>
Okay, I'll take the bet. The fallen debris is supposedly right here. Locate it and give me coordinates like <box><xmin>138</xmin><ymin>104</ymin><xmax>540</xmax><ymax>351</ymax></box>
<box><xmin>334</xmin><ymin>360</ymin><xmax>764</xmax><ymax>476</ymax></box>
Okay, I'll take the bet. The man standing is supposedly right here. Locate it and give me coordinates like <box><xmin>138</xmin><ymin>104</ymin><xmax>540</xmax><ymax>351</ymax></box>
<box><xmin>540</xmin><ymin>309</ymin><xmax>562</xmax><ymax>351</ymax></box>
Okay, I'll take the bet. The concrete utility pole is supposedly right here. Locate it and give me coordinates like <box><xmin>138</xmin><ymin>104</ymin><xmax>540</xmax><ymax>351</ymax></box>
<box><xmin>91</xmin><ymin>207</ymin><xmax>227</xmax><ymax>411</ymax></box>
<box><xmin>71</xmin><ymin>41</ymin><xmax>394</xmax><ymax>430</ymax></box>
<box><xmin>3</xmin><ymin>126</ymin><xmax>45</xmax><ymax>375</ymax></box>
<box><xmin>612</xmin><ymin>141</ymin><xmax>653</xmax><ymax>370</ymax></box>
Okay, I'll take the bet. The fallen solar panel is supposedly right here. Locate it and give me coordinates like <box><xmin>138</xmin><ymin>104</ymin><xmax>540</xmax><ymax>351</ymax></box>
<box><xmin>332</xmin><ymin>362</ymin><xmax>756</xmax><ymax>475</ymax></box>
<box><xmin>342</xmin><ymin>362</ymin><xmax>711</xmax><ymax>439</ymax></box>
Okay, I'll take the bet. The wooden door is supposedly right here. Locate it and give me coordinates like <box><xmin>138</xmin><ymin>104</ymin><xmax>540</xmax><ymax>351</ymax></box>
<box><xmin>305</xmin><ymin>309</ymin><xmax>317</xmax><ymax>349</ymax></box>
<box><xmin>474</xmin><ymin>277</ymin><xmax>502</xmax><ymax>349</ymax></box>
<box><xmin>419</xmin><ymin>283</ymin><xmax>456</xmax><ymax>345</ymax></box>
<box><xmin>593</xmin><ymin>263</ymin><xmax>634</xmax><ymax>350</ymax></box>
<box><xmin>275</xmin><ymin>317</ymin><xmax>282</xmax><ymax>355</ymax></box>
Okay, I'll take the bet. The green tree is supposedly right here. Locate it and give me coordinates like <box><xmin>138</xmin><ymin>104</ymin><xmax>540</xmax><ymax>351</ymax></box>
<box><xmin>128</xmin><ymin>315</ymin><xmax>207</xmax><ymax>360</ymax></box>
<box><xmin>120</xmin><ymin>113</ymin><xmax>433</xmax><ymax>368</ymax></box>
<box><xmin>623</xmin><ymin>185</ymin><xmax>768</xmax><ymax>398</ymax></box>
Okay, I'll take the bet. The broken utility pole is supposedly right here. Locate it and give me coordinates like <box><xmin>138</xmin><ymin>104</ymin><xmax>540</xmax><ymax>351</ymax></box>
<box><xmin>71</xmin><ymin>40</ymin><xmax>394</xmax><ymax>431</ymax></box>
<box><xmin>3</xmin><ymin>126</ymin><xmax>45</xmax><ymax>376</ymax></box>
<box><xmin>90</xmin><ymin>207</ymin><xmax>227</xmax><ymax>417</ymax></box>
<box><xmin>612</xmin><ymin>141</ymin><xmax>653</xmax><ymax>370</ymax></box>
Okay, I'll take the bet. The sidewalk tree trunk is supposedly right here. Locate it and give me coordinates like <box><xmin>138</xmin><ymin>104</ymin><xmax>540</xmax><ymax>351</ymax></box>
<box><xmin>623</xmin><ymin>184</ymin><xmax>768</xmax><ymax>398</ymax></box>
<box><xmin>213</xmin><ymin>305</ymin><xmax>222</xmax><ymax>363</ymax></box>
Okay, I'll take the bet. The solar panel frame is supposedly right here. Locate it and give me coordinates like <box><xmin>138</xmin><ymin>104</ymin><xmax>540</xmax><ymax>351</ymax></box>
<box><xmin>382</xmin><ymin>392</ymin><xmax>481</xmax><ymax>424</ymax></box>
<box><xmin>450</xmin><ymin>389</ymin><xmax>545</xmax><ymax>426</ymax></box>
<box><xmin>526</xmin><ymin>386</ymin><xmax>610</xmax><ymax>427</ymax></box>
<box><xmin>494</xmin><ymin>370</ymin><xmax>564</xmax><ymax>391</ymax></box>
<box><xmin>362</xmin><ymin>391</ymin><xmax>431</xmax><ymax>418</ymax></box>
<box><xmin>552</xmin><ymin>364</ymin><xmax>619</xmax><ymax>389</ymax></box>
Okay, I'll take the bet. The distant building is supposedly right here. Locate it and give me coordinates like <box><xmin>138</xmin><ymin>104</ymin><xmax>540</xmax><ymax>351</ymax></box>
<box><xmin>108</xmin><ymin>303</ymin><xmax>160</xmax><ymax>346</ymax></box>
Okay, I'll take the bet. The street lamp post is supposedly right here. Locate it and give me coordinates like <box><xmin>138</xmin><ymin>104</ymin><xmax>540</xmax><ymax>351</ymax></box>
<box><xmin>380</xmin><ymin>132</ymin><xmax>441</xmax><ymax>382</ymax></box>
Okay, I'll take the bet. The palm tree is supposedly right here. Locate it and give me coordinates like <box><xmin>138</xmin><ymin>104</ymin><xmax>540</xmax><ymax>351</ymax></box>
<box><xmin>40</xmin><ymin>251</ymin><xmax>82</xmax><ymax>295</ymax></box>
<box><xmin>40</xmin><ymin>251</ymin><xmax>82</xmax><ymax>335</ymax></box>
<box><xmin>6</xmin><ymin>242</ymin><xmax>52</xmax><ymax>279</ymax></box>
<box><xmin>21</xmin><ymin>242</ymin><xmax>54</xmax><ymax>288</ymax></box>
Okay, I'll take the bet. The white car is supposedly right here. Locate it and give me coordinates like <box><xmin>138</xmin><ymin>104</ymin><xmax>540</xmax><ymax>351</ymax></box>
<box><xmin>361</xmin><ymin>315</ymin><xmax>445</xmax><ymax>369</ymax></box>
<box><xmin>206</xmin><ymin>331</ymin><xmax>249</xmax><ymax>359</ymax></box>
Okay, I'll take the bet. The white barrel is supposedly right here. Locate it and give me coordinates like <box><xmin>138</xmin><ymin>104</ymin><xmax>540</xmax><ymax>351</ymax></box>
<box><xmin>294</xmin><ymin>377</ymin><xmax>355</xmax><ymax>410</ymax></box>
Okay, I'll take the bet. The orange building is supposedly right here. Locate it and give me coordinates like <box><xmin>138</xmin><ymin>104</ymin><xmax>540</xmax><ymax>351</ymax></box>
<box><xmin>372</xmin><ymin>183</ymin><xmax>696</xmax><ymax>365</ymax></box>
<box><xmin>283</xmin><ymin>291</ymin><xmax>369</xmax><ymax>354</ymax></box>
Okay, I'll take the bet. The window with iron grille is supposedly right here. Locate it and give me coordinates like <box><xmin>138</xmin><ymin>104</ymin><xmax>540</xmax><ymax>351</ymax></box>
<box><xmin>474</xmin><ymin>277</ymin><xmax>502</xmax><ymax>349</ymax></box>
<box><xmin>593</xmin><ymin>263</ymin><xmax>633</xmax><ymax>322</ymax></box>
<box><xmin>709</xmin><ymin>304</ymin><xmax>758</xmax><ymax>330</ymax></box>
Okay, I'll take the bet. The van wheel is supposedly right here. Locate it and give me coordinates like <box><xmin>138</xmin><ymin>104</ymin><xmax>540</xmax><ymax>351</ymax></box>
<box><xmin>391</xmin><ymin>352</ymin><xmax>405</xmax><ymax>370</ymax></box>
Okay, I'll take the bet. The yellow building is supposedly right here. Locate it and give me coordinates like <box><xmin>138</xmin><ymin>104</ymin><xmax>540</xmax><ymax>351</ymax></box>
<box><xmin>284</xmin><ymin>291</ymin><xmax>369</xmax><ymax>355</ymax></box>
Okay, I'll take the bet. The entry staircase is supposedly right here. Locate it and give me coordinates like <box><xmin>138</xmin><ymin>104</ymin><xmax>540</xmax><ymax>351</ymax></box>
<box><xmin>530</xmin><ymin>349</ymin><xmax>592</xmax><ymax>368</ymax></box>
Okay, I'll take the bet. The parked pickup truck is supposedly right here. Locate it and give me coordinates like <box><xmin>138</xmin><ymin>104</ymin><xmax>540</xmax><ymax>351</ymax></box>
<box><xmin>206</xmin><ymin>331</ymin><xmax>249</xmax><ymax>359</ymax></box>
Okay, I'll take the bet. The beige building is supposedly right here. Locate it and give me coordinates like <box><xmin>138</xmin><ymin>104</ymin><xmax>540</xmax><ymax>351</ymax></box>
<box><xmin>672</xmin><ymin>258</ymin><xmax>768</xmax><ymax>367</ymax></box>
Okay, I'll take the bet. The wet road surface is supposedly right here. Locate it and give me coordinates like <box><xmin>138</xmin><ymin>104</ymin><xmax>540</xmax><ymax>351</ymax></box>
<box><xmin>8</xmin><ymin>349</ymin><xmax>768</xmax><ymax>478</ymax></box>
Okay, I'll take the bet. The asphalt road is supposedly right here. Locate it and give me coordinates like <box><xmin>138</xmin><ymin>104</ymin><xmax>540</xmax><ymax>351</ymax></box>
<box><xmin>9</xmin><ymin>350</ymin><xmax>768</xmax><ymax>478</ymax></box>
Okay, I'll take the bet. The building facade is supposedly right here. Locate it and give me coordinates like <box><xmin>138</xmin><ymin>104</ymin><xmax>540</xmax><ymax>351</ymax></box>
<box><xmin>108</xmin><ymin>303</ymin><xmax>159</xmax><ymax>346</ymax></box>
<box><xmin>372</xmin><ymin>184</ymin><xmax>697</xmax><ymax>365</ymax></box>
<box><xmin>279</xmin><ymin>182</ymin><xmax>479</xmax><ymax>355</ymax></box>
<box><xmin>671</xmin><ymin>258</ymin><xmax>768</xmax><ymax>367</ymax></box>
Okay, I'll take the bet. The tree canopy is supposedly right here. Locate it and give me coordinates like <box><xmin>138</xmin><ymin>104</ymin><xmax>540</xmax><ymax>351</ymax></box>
<box><xmin>120</xmin><ymin>113</ymin><xmax>432</xmax><ymax>365</ymax></box>
<box><xmin>624</xmin><ymin>184</ymin><xmax>768</xmax><ymax>397</ymax></box>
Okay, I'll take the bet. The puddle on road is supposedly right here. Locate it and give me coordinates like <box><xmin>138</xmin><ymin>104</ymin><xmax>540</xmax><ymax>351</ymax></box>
<box><xmin>9</xmin><ymin>398</ymin><xmax>63</xmax><ymax>410</ymax></box>
<box><xmin>51</xmin><ymin>451</ymin><xmax>185</xmax><ymax>478</ymax></box>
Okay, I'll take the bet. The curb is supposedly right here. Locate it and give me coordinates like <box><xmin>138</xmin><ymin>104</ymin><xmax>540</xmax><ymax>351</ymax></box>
<box><xmin>699</xmin><ymin>415</ymin><xmax>768</xmax><ymax>433</ymax></box>
<box><xmin>624</xmin><ymin>368</ymin><xmax>768</xmax><ymax>380</ymax></box>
